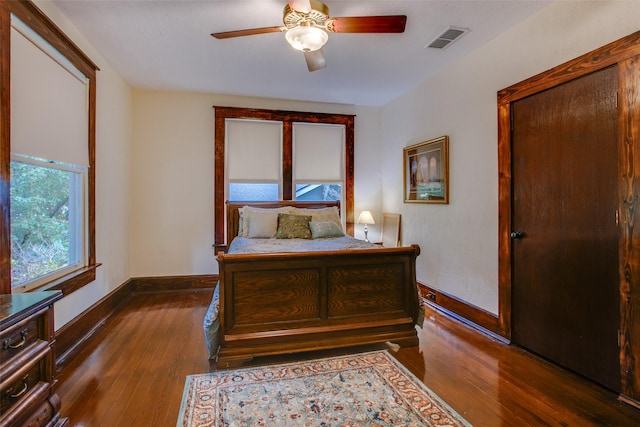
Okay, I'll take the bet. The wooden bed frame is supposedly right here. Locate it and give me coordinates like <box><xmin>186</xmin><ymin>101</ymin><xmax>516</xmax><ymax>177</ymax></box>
<box><xmin>216</xmin><ymin>201</ymin><xmax>421</xmax><ymax>366</ymax></box>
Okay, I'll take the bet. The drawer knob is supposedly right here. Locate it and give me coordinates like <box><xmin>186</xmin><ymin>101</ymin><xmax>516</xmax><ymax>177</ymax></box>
<box><xmin>6</xmin><ymin>375</ymin><xmax>29</xmax><ymax>399</ymax></box>
<box><xmin>4</xmin><ymin>329</ymin><xmax>29</xmax><ymax>350</ymax></box>
<box><xmin>3</xmin><ymin>329</ymin><xmax>28</xmax><ymax>350</ymax></box>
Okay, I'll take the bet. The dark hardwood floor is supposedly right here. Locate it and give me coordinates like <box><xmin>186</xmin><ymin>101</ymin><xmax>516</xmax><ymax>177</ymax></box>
<box><xmin>56</xmin><ymin>291</ymin><xmax>640</xmax><ymax>426</ymax></box>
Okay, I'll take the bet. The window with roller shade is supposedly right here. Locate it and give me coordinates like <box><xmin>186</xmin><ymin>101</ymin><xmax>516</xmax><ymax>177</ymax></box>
<box><xmin>226</xmin><ymin>119</ymin><xmax>283</xmax><ymax>202</ymax></box>
<box><xmin>214</xmin><ymin>106</ymin><xmax>355</xmax><ymax>251</ymax></box>
<box><xmin>225</xmin><ymin>120</ymin><xmax>344</xmax><ymax>204</ymax></box>
<box><xmin>5</xmin><ymin>11</ymin><xmax>97</xmax><ymax>293</ymax></box>
<box><xmin>293</xmin><ymin>122</ymin><xmax>344</xmax><ymax>204</ymax></box>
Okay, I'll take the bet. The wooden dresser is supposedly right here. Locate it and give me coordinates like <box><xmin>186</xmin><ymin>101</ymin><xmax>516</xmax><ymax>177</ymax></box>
<box><xmin>0</xmin><ymin>291</ymin><xmax>68</xmax><ymax>427</ymax></box>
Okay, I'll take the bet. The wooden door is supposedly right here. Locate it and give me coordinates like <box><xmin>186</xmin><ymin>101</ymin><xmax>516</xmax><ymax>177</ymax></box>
<box><xmin>511</xmin><ymin>66</ymin><xmax>620</xmax><ymax>391</ymax></box>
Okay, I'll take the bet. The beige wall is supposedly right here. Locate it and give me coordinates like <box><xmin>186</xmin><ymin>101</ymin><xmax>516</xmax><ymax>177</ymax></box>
<box><xmin>381</xmin><ymin>0</ymin><xmax>640</xmax><ymax>315</ymax></box>
<box><xmin>39</xmin><ymin>0</ymin><xmax>640</xmax><ymax>330</ymax></box>
<box><xmin>129</xmin><ymin>91</ymin><xmax>382</xmax><ymax>275</ymax></box>
<box><xmin>33</xmin><ymin>1</ymin><xmax>133</xmax><ymax>329</ymax></box>
<box><xmin>353</xmin><ymin>106</ymin><xmax>384</xmax><ymax>242</ymax></box>
<box><xmin>32</xmin><ymin>1</ymin><xmax>383</xmax><ymax>329</ymax></box>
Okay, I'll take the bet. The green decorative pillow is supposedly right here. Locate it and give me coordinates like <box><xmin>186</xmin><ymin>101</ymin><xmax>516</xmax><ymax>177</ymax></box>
<box><xmin>309</xmin><ymin>221</ymin><xmax>345</xmax><ymax>239</ymax></box>
<box><xmin>276</xmin><ymin>213</ymin><xmax>312</xmax><ymax>239</ymax></box>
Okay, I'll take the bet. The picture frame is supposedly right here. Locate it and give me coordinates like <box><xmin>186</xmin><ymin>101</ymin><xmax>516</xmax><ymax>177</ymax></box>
<box><xmin>403</xmin><ymin>136</ymin><xmax>449</xmax><ymax>204</ymax></box>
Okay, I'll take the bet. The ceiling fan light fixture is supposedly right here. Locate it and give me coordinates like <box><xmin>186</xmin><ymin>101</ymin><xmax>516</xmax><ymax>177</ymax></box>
<box><xmin>285</xmin><ymin>25</ymin><xmax>328</xmax><ymax>52</ymax></box>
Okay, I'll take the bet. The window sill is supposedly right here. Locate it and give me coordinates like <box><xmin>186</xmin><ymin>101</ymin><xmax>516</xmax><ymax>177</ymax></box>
<box><xmin>32</xmin><ymin>263</ymin><xmax>102</xmax><ymax>297</ymax></box>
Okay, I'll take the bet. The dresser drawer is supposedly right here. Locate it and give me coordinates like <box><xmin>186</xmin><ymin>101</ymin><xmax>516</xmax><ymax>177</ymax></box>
<box><xmin>1</xmin><ymin>313</ymin><xmax>42</xmax><ymax>363</ymax></box>
<box><xmin>18</xmin><ymin>395</ymin><xmax>54</xmax><ymax>427</ymax></box>
<box><xmin>0</xmin><ymin>347</ymin><xmax>47</xmax><ymax>415</ymax></box>
<box><xmin>0</xmin><ymin>381</ymin><xmax>51</xmax><ymax>427</ymax></box>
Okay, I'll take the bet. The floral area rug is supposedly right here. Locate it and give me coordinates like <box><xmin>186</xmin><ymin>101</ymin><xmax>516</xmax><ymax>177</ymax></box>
<box><xmin>177</xmin><ymin>350</ymin><xmax>471</xmax><ymax>426</ymax></box>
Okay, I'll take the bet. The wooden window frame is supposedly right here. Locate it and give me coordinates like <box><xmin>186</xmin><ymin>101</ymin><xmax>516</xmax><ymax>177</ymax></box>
<box><xmin>213</xmin><ymin>106</ymin><xmax>355</xmax><ymax>252</ymax></box>
<box><xmin>0</xmin><ymin>0</ymin><xmax>99</xmax><ymax>295</ymax></box>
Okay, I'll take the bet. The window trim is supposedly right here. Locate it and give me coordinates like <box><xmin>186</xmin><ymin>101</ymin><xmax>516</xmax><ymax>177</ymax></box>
<box><xmin>0</xmin><ymin>0</ymin><xmax>99</xmax><ymax>295</ymax></box>
<box><xmin>213</xmin><ymin>106</ymin><xmax>355</xmax><ymax>252</ymax></box>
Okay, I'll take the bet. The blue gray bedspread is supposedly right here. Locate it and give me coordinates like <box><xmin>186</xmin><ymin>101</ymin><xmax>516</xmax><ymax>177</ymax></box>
<box><xmin>228</xmin><ymin>236</ymin><xmax>378</xmax><ymax>254</ymax></box>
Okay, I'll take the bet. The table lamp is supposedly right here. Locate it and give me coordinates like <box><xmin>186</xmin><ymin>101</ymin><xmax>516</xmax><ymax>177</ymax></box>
<box><xmin>357</xmin><ymin>210</ymin><xmax>375</xmax><ymax>242</ymax></box>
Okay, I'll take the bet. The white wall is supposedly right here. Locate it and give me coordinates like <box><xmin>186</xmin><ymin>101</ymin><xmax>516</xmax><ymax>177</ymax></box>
<box><xmin>381</xmin><ymin>0</ymin><xmax>640</xmax><ymax>315</ymax></box>
<box><xmin>28</xmin><ymin>1</ymin><xmax>384</xmax><ymax>330</ymax></box>
<box><xmin>44</xmin><ymin>0</ymin><xmax>640</xmax><ymax>329</ymax></box>
<box><xmin>353</xmin><ymin>106</ymin><xmax>383</xmax><ymax>242</ymax></box>
<box><xmin>129</xmin><ymin>91</ymin><xmax>381</xmax><ymax>276</ymax></box>
<box><xmin>33</xmin><ymin>1</ymin><xmax>133</xmax><ymax>330</ymax></box>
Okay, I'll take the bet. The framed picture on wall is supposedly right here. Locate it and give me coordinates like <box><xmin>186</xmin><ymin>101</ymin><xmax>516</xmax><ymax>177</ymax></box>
<box><xmin>403</xmin><ymin>136</ymin><xmax>449</xmax><ymax>204</ymax></box>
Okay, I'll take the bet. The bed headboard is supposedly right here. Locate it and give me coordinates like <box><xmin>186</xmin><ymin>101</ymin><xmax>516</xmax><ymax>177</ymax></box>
<box><xmin>225</xmin><ymin>200</ymin><xmax>341</xmax><ymax>247</ymax></box>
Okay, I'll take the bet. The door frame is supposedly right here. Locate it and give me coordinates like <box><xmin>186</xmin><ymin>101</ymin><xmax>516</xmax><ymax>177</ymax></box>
<box><xmin>497</xmin><ymin>31</ymin><xmax>640</xmax><ymax>403</ymax></box>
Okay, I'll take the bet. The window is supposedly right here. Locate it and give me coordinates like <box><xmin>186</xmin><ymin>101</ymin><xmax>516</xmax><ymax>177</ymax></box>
<box><xmin>226</xmin><ymin>119</ymin><xmax>282</xmax><ymax>202</ymax></box>
<box><xmin>213</xmin><ymin>107</ymin><xmax>355</xmax><ymax>251</ymax></box>
<box><xmin>0</xmin><ymin>1</ymin><xmax>98</xmax><ymax>295</ymax></box>
<box><xmin>295</xmin><ymin>184</ymin><xmax>341</xmax><ymax>201</ymax></box>
<box><xmin>224</xmin><ymin>118</ymin><xmax>344</xmax><ymax>205</ymax></box>
<box><xmin>10</xmin><ymin>156</ymin><xmax>87</xmax><ymax>292</ymax></box>
<box><xmin>293</xmin><ymin>123</ymin><xmax>344</xmax><ymax>203</ymax></box>
<box><xmin>228</xmin><ymin>183</ymin><xmax>280</xmax><ymax>202</ymax></box>
<box><xmin>224</xmin><ymin>120</ymin><xmax>345</xmax><ymax>204</ymax></box>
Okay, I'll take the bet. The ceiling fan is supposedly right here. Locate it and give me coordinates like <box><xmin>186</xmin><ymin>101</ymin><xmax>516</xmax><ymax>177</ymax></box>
<box><xmin>211</xmin><ymin>0</ymin><xmax>407</xmax><ymax>72</ymax></box>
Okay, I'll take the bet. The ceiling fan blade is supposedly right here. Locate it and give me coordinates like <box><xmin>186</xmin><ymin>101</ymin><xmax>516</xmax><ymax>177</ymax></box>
<box><xmin>329</xmin><ymin>15</ymin><xmax>407</xmax><ymax>33</ymax></box>
<box><xmin>304</xmin><ymin>49</ymin><xmax>326</xmax><ymax>72</ymax></box>
<box><xmin>288</xmin><ymin>0</ymin><xmax>312</xmax><ymax>13</ymax></box>
<box><xmin>211</xmin><ymin>26</ymin><xmax>283</xmax><ymax>39</ymax></box>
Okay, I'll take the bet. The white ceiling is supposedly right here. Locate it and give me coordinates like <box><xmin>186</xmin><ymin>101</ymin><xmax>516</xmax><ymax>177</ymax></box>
<box><xmin>52</xmin><ymin>0</ymin><xmax>551</xmax><ymax>107</ymax></box>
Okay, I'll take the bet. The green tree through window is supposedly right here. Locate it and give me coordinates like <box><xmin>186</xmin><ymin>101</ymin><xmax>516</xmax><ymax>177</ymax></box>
<box><xmin>11</xmin><ymin>159</ymin><xmax>83</xmax><ymax>288</ymax></box>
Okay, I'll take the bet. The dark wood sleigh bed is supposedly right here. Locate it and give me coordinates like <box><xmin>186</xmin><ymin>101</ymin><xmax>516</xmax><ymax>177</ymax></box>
<box><xmin>213</xmin><ymin>201</ymin><xmax>422</xmax><ymax>366</ymax></box>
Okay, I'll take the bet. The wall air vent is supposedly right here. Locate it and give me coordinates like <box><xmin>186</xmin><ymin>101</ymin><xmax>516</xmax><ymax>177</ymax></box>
<box><xmin>426</xmin><ymin>26</ymin><xmax>468</xmax><ymax>49</ymax></box>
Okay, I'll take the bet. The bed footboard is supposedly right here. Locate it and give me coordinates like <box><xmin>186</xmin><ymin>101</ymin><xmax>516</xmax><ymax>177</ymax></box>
<box><xmin>216</xmin><ymin>244</ymin><xmax>421</xmax><ymax>365</ymax></box>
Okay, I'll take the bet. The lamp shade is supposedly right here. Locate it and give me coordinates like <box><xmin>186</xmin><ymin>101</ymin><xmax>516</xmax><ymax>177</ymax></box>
<box><xmin>357</xmin><ymin>210</ymin><xmax>375</xmax><ymax>225</ymax></box>
<box><xmin>285</xmin><ymin>25</ymin><xmax>328</xmax><ymax>52</ymax></box>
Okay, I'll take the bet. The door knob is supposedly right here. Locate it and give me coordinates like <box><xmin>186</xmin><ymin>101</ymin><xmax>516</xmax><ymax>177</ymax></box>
<box><xmin>511</xmin><ymin>231</ymin><xmax>525</xmax><ymax>239</ymax></box>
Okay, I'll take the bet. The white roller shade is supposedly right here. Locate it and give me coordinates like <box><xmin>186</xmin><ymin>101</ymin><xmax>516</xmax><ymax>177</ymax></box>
<box><xmin>10</xmin><ymin>23</ymin><xmax>89</xmax><ymax>167</ymax></box>
<box><xmin>293</xmin><ymin>123</ymin><xmax>344</xmax><ymax>181</ymax></box>
<box><xmin>226</xmin><ymin>119</ymin><xmax>282</xmax><ymax>181</ymax></box>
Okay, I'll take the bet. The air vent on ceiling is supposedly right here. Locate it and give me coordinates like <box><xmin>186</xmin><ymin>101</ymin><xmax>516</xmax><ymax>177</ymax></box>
<box><xmin>426</xmin><ymin>26</ymin><xmax>468</xmax><ymax>49</ymax></box>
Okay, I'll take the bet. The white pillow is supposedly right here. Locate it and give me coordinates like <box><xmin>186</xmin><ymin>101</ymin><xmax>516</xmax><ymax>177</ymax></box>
<box><xmin>242</xmin><ymin>206</ymin><xmax>291</xmax><ymax>238</ymax></box>
<box><xmin>237</xmin><ymin>207</ymin><xmax>244</xmax><ymax>236</ymax></box>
